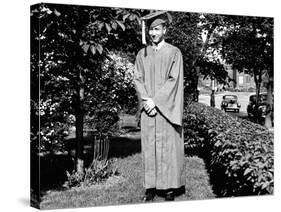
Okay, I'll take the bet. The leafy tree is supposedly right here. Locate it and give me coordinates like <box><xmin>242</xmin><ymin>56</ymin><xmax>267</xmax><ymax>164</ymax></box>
<box><xmin>166</xmin><ymin>12</ymin><xmax>228</xmax><ymax>102</ymax></box>
<box><xmin>171</xmin><ymin>12</ymin><xmax>273</xmax><ymax>124</ymax></box>
<box><xmin>30</xmin><ymin>3</ymin><xmax>142</xmax><ymax>173</ymax></box>
<box><xmin>220</xmin><ymin>15</ymin><xmax>273</xmax><ymax>126</ymax></box>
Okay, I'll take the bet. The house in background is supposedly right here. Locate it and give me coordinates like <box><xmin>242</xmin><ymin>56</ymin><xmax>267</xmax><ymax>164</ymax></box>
<box><xmin>198</xmin><ymin>64</ymin><xmax>258</xmax><ymax>92</ymax></box>
<box><xmin>225</xmin><ymin>64</ymin><xmax>256</xmax><ymax>91</ymax></box>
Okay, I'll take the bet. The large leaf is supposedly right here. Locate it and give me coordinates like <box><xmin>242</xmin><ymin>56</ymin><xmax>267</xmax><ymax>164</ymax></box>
<box><xmin>116</xmin><ymin>20</ymin><xmax>125</xmax><ymax>31</ymax></box>
<box><xmin>122</xmin><ymin>13</ymin><xmax>130</xmax><ymax>22</ymax></box>
<box><xmin>166</xmin><ymin>12</ymin><xmax>173</xmax><ymax>24</ymax></box>
<box><xmin>82</xmin><ymin>44</ymin><xmax>90</xmax><ymax>53</ymax></box>
<box><xmin>90</xmin><ymin>45</ymin><xmax>96</xmax><ymax>55</ymax></box>
<box><xmin>244</xmin><ymin>168</ymin><xmax>252</xmax><ymax>176</ymax></box>
<box><xmin>105</xmin><ymin>23</ymin><xmax>112</xmax><ymax>33</ymax></box>
<box><xmin>98</xmin><ymin>22</ymin><xmax>104</xmax><ymax>31</ymax></box>
<box><xmin>129</xmin><ymin>14</ymin><xmax>136</xmax><ymax>21</ymax></box>
<box><xmin>96</xmin><ymin>44</ymin><xmax>103</xmax><ymax>55</ymax></box>
<box><xmin>54</xmin><ymin>9</ymin><xmax>61</xmax><ymax>17</ymax></box>
<box><xmin>261</xmin><ymin>181</ymin><xmax>270</xmax><ymax>190</ymax></box>
<box><xmin>111</xmin><ymin>21</ymin><xmax>117</xmax><ymax>30</ymax></box>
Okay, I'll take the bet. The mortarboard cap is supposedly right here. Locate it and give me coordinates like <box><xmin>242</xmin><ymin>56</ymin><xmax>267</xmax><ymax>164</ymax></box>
<box><xmin>141</xmin><ymin>11</ymin><xmax>172</xmax><ymax>45</ymax></box>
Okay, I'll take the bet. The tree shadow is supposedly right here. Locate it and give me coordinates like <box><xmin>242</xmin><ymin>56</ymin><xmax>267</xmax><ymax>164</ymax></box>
<box><xmin>184</xmin><ymin>146</ymin><xmax>256</xmax><ymax>198</ymax></box>
<box><xmin>31</xmin><ymin>131</ymin><xmax>141</xmax><ymax>201</ymax></box>
<box><xmin>108</xmin><ymin>134</ymin><xmax>141</xmax><ymax>158</ymax></box>
<box><xmin>31</xmin><ymin>151</ymin><xmax>74</xmax><ymax>202</ymax></box>
<box><xmin>184</xmin><ymin>146</ymin><xmax>226</xmax><ymax>197</ymax></box>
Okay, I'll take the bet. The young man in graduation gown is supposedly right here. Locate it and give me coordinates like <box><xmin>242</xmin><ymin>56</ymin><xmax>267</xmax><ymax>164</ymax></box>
<box><xmin>133</xmin><ymin>11</ymin><xmax>185</xmax><ymax>201</ymax></box>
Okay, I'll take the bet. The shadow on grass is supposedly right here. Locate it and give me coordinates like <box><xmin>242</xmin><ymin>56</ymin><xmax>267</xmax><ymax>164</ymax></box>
<box><xmin>184</xmin><ymin>146</ymin><xmax>225</xmax><ymax>197</ymax></box>
<box><xmin>31</xmin><ymin>132</ymin><xmax>141</xmax><ymax>202</ymax></box>
<box><xmin>184</xmin><ymin>146</ymin><xmax>255</xmax><ymax>198</ymax></box>
<box><xmin>31</xmin><ymin>151</ymin><xmax>74</xmax><ymax>205</ymax></box>
<box><xmin>108</xmin><ymin>135</ymin><xmax>141</xmax><ymax>158</ymax></box>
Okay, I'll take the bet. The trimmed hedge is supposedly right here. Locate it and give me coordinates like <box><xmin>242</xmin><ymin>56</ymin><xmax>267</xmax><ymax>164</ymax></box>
<box><xmin>183</xmin><ymin>102</ymin><xmax>273</xmax><ymax>196</ymax></box>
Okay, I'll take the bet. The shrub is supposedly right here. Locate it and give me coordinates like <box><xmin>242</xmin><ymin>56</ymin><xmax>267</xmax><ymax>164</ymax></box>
<box><xmin>64</xmin><ymin>159</ymin><xmax>119</xmax><ymax>188</ymax></box>
<box><xmin>183</xmin><ymin>102</ymin><xmax>273</xmax><ymax>196</ymax></box>
<box><xmin>87</xmin><ymin>105</ymin><xmax>120</xmax><ymax>136</ymax></box>
<box><xmin>31</xmin><ymin>99</ymin><xmax>71</xmax><ymax>154</ymax></box>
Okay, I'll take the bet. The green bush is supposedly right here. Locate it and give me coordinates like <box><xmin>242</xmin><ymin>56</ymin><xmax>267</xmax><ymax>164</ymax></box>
<box><xmin>183</xmin><ymin>102</ymin><xmax>273</xmax><ymax>196</ymax></box>
<box><xmin>64</xmin><ymin>159</ymin><xmax>119</xmax><ymax>188</ymax></box>
<box><xmin>87</xmin><ymin>105</ymin><xmax>120</xmax><ymax>136</ymax></box>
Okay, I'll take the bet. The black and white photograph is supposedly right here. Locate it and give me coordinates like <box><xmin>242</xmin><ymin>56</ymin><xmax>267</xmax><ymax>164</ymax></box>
<box><xmin>29</xmin><ymin>1</ymin><xmax>275</xmax><ymax>210</ymax></box>
<box><xmin>1</xmin><ymin>0</ymin><xmax>280</xmax><ymax>212</ymax></box>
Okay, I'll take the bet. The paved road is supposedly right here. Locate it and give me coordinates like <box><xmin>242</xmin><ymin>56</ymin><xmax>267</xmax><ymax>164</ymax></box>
<box><xmin>199</xmin><ymin>91</ymin><xmax>273</xmax><ymax>131</ymax></box>
<box><xmin>199</xmin><ymin>91</ymin><xmax>255</xmax><ymax>119</ymax></box>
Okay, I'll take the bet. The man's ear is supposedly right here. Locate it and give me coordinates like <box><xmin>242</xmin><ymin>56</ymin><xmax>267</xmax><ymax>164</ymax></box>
<box><xmin>163</xmin><ymin>26</ymin><xmax>167</xmax><ymax>35</ymax></box>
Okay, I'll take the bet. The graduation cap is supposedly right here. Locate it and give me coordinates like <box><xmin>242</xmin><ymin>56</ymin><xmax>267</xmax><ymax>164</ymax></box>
<box><xmin>141</xmin><ymin>11</ymin><xmax>172</xmax><ymax>45</ymax></box>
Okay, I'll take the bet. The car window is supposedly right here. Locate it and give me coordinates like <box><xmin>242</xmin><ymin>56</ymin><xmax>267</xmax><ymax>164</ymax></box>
<box><xmin>250</xmin><ymin>94</ymin><xmax>267</xmax><ymax>102</ymax></box>
<box><xmin>224</xmin><ymin>96</ymin><xmax>236</xmax><ymax>101</ymax></box>
<box><xmin>250</xmin><ymin>96</ymin><xmax>256</xmax><ymax>102</ymax></box>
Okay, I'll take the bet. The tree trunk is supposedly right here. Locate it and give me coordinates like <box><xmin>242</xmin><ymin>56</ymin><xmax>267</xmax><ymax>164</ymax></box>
<box><xmin>210</xmin><ymin>78</ymin><xmax>215</xmax><ymax>107</ymax></box>
<box><xmin>75</xmin><ymin>101</ymin><xmax>84</xmax><ymax>174</ymax></box>
<box><xmin>194</xmin><ymin>66</ymin><xmax>200</xmax><ymax>102</ymax></box>
<box><xmin>75</xmin><ymin>69</ymin><xmax>85</xmax><ymax>174</ymax></box>
<box><xmin>253</xmin><ymin>70</ymin><xmax>261</xmax><ymax>123</ymax></box>
<box><xmin>265</xmin><ymin>75</ymin><xmax>273</xmax><ymax>128</ymax></box>
<box><xmin>190</xmin><ymin>25</ymin><xmax>216</xmax><ymax>102</ymax></box>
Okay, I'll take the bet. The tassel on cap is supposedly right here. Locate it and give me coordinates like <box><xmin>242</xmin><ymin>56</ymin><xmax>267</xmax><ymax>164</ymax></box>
<box><xmin>142</xmin><ymin>19</ymin><xmax>146</xmax><ymax>45</ymax></box>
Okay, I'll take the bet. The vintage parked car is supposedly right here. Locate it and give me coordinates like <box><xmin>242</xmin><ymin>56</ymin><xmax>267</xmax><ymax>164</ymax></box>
<box><xmin>247</xmin><ymin>93</ymin><xmax>268</xmax><ymax>120</ymax></box>
<box><xmin>220</xmin><ymin>95</ymin><xmax>241</xmax><ymax>112</ymax></box>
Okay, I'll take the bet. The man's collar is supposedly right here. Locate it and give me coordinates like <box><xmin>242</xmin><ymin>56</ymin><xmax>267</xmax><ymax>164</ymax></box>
<box><xmin>152</xmin><ymin>40</ymin><xmax>165</xmax><ymax>51</ymax></box>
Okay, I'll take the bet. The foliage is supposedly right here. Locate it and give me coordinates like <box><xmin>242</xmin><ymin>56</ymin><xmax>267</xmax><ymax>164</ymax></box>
<box><xmin>30</xmin><ymin>3</ymin><xmax>141</xmax><ymax>154</ymax></box>
<box><xmin>183</xmin><ymin>102</ymin><xmax>273</xmax><ymax>196</ymax></box>
<box><xmin>64</xmin><ymin>159</ymin><xmax>119</xmax><ymax>188</ymax></box>
<box><xmin>219</xmin><ymin>16</ymin><xmax>273</xmax><ymax>113</ymax></box>
<box><xmin>167</xmin><ymin>12</ymin><xmax>273</xmax><ymax>104</ymax></box>
<box><xmin>30</xmin><ymin>98</ymin><xmax>72</xmax><ymax>153</ymax></box>
<box><xmin>220</xmin><ymin>16</ymin><xmax>273</xmax><ymax>75</ymax></box>
<box><xmin>83</xmin><ymin>51</ymin><xmax>137</xmax><ymax>135</ymax></box>
<box><xmin>86</xmin><ymin>108</ymin><xmax>120</xmax><ymax>136</ymax></box>
<box><xmin>167</xmin><ymin>12</ymin><xmax>229</xmax><ymax>100</ymax></box>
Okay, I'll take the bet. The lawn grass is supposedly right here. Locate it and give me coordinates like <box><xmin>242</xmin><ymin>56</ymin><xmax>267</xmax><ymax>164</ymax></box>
<box><xmin>40</xmin><ymin>115</ymin><xmax>215</xmax><ymax>209</ymax></box>
<box><xmin>40</xmin><ymin>153</ymin><xmax>215</xmax><ymax>210</ymax></box>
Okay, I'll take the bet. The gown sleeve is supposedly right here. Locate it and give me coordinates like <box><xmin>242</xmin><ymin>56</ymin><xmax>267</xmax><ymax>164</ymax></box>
<box><xmin>133</xmin><ymin>51</ymin><xmax>149</xmax><ymax>111</ymax></box>
<box><xmin>152</xmin><ymin>49</ymin><xmax>184</xmax><ymax>126</ymax></box>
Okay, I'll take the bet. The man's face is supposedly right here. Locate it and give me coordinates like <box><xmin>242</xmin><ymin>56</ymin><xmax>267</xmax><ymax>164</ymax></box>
<box><xmin>148</xmin><ymin>24</ymin><xmax>166</xmax><ymax>45</ymax></box>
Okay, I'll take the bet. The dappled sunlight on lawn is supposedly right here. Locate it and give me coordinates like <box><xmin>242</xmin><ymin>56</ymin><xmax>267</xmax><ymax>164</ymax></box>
<box><xmin>40</xmin><ymin>152</ymin><xmax>215</xmax><ymax>209</ymax></box>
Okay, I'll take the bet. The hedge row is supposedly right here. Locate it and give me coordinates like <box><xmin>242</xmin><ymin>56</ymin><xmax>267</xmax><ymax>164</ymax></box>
<box><xmin>183</xmin><ymin>102</ymin><xmax>273</xmax><ymax>196</ymax></box>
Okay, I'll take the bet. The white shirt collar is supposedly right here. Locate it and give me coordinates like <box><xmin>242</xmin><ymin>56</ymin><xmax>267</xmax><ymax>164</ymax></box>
<box><xmin>153</xmin><ymin>40</ymin><xmax>165</xmax><ymax>51</ymax></box>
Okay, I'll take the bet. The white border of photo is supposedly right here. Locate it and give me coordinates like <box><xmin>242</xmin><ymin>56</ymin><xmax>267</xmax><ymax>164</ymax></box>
<box><xmin>1</xmin><ymin>0</ymin><xmax>279</xmax><ymax>212</ymax></box>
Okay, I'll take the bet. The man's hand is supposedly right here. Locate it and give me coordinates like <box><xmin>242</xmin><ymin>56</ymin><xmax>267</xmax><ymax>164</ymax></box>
<box><xmin>143</xmin><ymin>97</ymin><xmax>157</xmax><ymax>116</ymax></box>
